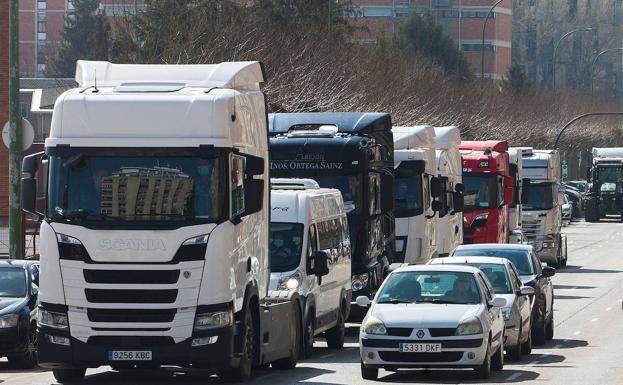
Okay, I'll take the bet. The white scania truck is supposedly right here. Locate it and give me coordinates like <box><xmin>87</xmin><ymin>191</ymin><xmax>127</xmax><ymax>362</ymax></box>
<box><xmin>21</xmin><ymin>61</ymin><xmax>301</xmax><ymax>382</ymax></box>
<box><xmin>433</xmin><ymin>126</ymin><xmax>464</xmax><ymax>257</ymax></box>
<box><xmin>508</xmin><ymin>148</ymin><xmax>527</xmax><ymax>244</ymax></box>
<box><xmin>391</xmin><ymin>126</ymin><xmax>441</xmax><ymax>264</ymax></box>
<box><xmin>521</xmin><ymin>149</ymin><xmax>568</xmax><ymax>267</ymax></box>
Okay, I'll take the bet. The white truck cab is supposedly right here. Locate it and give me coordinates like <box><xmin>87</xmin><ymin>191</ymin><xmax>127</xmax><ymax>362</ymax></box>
<box><xmin>392</xmin><ymin>126</ymin><xmax>441</xmax><ymax>264</ymax></box>
<box><xmin>433</xmin><ymin>126</ymin><xmax>464</xmax><ymax>257</ymax></box>
<box><xmin>508</xmin><ymin>148</ymin><xmax>527</xmax><ymax>244</ymax></box>
<box><xmin>269</xmin><ymin>179</ymin><xmax>352</xmax><ymax>357</ymax></box>
<box><xmin>21</xmin><ymin>61</ymin><xmax>301</xmax><ymax>382</ymax></box>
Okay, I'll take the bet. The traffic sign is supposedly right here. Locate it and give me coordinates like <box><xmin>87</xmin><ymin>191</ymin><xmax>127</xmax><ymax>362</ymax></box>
<box><xmin>2</xmin><ymin>118</ymin><xmax>34</xmax><ymax>151</ymax></box>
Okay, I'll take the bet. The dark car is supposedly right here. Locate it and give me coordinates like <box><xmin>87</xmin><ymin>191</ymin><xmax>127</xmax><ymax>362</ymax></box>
<box><xmin>562</xmin><ymin>185</ymin><xmax>584</xmax><ymax>219</ymax></box>
<box><xmin>451</xmin><ymin>244</ymin><xmax>555</xmax><ymax>345</ymax></box>
<box><xmin>0</xmin><ymin>260</ymin><xmax>39</xmax><ymax>368</ymax></box>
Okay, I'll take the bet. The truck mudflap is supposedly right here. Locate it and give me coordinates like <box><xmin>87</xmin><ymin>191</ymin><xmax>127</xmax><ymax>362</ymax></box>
<box><xmin>260</xmin><ymin>290</ymin><xmax>301</xmax><ymax>366</ymax></box>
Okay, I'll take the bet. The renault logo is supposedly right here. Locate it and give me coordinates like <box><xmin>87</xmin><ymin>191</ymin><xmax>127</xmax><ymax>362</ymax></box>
<box><xmin>416</xmin><ymin>330</ymin><xmax>425</xmax><ymax>339</ymax></box>
<box><xmin>183</xmin><ymin>271</ymin><xmax>191</xmax><ymax>279</ymax></box>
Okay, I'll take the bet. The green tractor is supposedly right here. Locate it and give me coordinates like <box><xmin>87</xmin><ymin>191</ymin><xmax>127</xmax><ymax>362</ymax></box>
<box><xmin>584</xmin><ymin>148</ymin><xmax>623</xmax><ymax>222</ymax></box>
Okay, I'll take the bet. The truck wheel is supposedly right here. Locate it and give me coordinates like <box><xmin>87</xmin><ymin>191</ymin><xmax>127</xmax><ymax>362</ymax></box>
<box><xmin>361</xmin><ymin>360</ymin><xmax>378</xmax><ymax>380</ymax></box>
<box><xmin>219</xmin><ymin>306</ymin><xmax>254</xmax><ymax>382</ymax></box>
<box><xmin>584</xmin><ymin>197</ymin><xmax>600</xmax><ymax>222</ymax></box>
<box><xmin>52</xmin><ymin>368</ymin><xmax>86</xmax><ymax>382</ymax></box>
<box><xmin>272</xmin><ymin>304</ymin><xmax>300</xmax><ymax>370</ymax></box>
<box><xmin>561</xmin><ymin>237</ymin><xmax>568</xmax><ymax>267</ymax></box>
<box><xmin>303</xmin><ymin>313</ymin><xmax>315</xmax><ymax>358</ymax></box>
<box><xmin>325</xmin><ymin>305</ymin><xmax>345</xmax><ymax>349</ymax></box>
<box><xmin>8</xmin><ymin>327</ymin><xmax>37</xmax><ymax>369</ymax></box>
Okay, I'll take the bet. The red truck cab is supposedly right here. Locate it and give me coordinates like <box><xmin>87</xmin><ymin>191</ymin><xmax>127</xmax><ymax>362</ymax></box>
<box><xmin>459</xmin><ymin>141</ymin><xmax>514</xmax><ymax>244</ymax></box>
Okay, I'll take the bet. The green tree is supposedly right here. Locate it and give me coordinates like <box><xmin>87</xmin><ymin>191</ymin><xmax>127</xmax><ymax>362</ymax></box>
<box><xmin>52</xmin><ymin>0</ymin><xmax>111</xmax><ymax>77</ymax></box>
<box><xmin>502</xmin><ymin>63</ymin><xmax>531</xmax><ymax>95</ymax></box>
<box><xmin>396</xmin><ymin>11</ymin><xmax>472</xmax><ymax>80</ymax></box>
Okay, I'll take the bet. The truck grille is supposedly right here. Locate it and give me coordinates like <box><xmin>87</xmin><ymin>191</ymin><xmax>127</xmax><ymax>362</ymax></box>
<box><xmin>87</xmin><ymin>308</ymin><xmax>177</xmax><ymax>323</ymax></box>
<box><xmin>85</xmin><ymin>289</ymin><xmax>178</xmax><ymax>304</ymax></box>
<box><xmin>522</xmin><ymin>219</ymin><xmax>541</xmax><ymax>237</ymax></box>
<box><xmin>87</xmin><ymin>336</ymin><xmax>175</xmax><ymax>347</ymax></box>
<box><xmin>84</xmin><ymin>269</ymin><xmax>180</xmax><ymax>284</ymax></box>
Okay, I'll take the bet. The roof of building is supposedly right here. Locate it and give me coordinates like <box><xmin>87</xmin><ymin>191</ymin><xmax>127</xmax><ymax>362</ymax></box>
<box><xmin>20</xmin><ymin>78</ymin><xmax>77</xmax><ymax>110</ymax></box>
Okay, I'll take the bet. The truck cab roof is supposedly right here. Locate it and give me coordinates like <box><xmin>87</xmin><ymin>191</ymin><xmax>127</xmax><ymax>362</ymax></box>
<box><xmin>270</xmin><ymin>183</ymin><xmax>345</xmax><ymax>225</ymax></box>
<box><xmin>433</xmin><ymin>126</ymin><xmax>461</xmax><ymax>150</ymax></box>
<box><xmin>392</xmin><ymin>125</ymin><xmax>435</xmax><ymax>150</ymax></box>
<box><xmin>268</xmin><ymin>112</ymin><xmax>391</xmax><ymax>136</ymax></box>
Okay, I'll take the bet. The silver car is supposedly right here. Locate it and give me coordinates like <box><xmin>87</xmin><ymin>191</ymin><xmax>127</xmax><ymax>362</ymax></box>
<box><xmin>429</xmin><ymin>257</ymin><xmax>534</xmax><ymax>361</ymax></box>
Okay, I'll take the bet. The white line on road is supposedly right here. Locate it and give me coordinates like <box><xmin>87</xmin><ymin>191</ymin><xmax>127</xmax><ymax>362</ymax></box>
<box><xmin>591</xmin><ymin>318</ymin><xmax>599</xmax><ymax>322</ymax></box>
<box><xmin>505</xmin><ymin>372</ymin><xmax>523</xmax><ymax>381</ymax></box>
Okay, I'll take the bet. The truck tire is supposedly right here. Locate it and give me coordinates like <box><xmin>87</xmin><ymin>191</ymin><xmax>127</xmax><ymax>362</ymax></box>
<box><xmin>219</xmin><ymin>306</ymin><xmax>255</xmax><ymax>382</ymax></box>
<box><xmin>272</xmin><ymin>304</ymin><xmax>300</xmax><ymax>370</ymax></box>
<box><xmin>584</xmin><ymin>197</ymin><xmax>600</xmax><ymax>222</ymax></box>
<box><xmin>52</xmin><ymin>368</ymin><xmax>86</xmax><ymax>382</ymax></box>
<box><xmin>325</xmin><ymin>304</ymin><xmax>346</xmax><ymax>349</ymax></box>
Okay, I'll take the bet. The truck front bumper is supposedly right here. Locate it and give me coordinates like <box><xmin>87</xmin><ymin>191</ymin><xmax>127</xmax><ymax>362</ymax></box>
<box><xmin>37</xmin><ymin>326</ymin><xmax>237</xmax><ymax>370</ymax></box>
<box><xmin>529</xmin><ymin>240</ymin><xmax>558</xmax><ymax>263</ymax></box>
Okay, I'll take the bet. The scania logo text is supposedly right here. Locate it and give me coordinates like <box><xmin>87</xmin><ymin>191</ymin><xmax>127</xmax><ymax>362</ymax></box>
<box><xmin>99</xmin><ymin>239</ymin><xmax>166</xmax><ymax>251</ymax></box>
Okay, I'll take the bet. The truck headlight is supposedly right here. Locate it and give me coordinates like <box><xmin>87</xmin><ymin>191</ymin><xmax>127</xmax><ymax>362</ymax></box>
<box><xmin>194</xmin><ymin>310</ymin><xmax>233</xmax><ymax>330</ymax></box>
<box><xmin>352</xmin><ymin>273</ymin><xmax>369</xmax><ymax>292</ymax></box>
<box><xmin>362</xmin><ymin>316</ymin><xmax>387</xmax><ymax>335</ymax></box>
<box><xmin>38</xmin><ymin>309</ymin><xmax>69</xmax><ymax>330</ymax></box>
<box><xmin>0</xmin><ymin>314</ymin><xmax>18</xmax><ymax>328</ymax></box>
<box><xmin>182</xmin><ymin>234</ymin><xmax>210</xmax><ymax>245</ymax></box>
<box><xmin>455</xmin><ymin>316</ymin><xmax>483</xmax><ymax>335</ymax></box>
<box><xmin>502</xmin><ymin>307</ymin><xmax>511</xmax><ymax>321</ymax></box>
<box><xmin>542</xmin><ymin>241</ymin><xmax>555</xmax><ymax>248</ymax></box>
<box><xmin>277</xmin><ymin>271</ymin><xmax>302</xmax><ymax>291</ymax></box>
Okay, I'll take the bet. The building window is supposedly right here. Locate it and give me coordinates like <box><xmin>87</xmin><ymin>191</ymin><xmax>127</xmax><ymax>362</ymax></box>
<box><xmin>37</xmin><ymin>20</ymin><xmax>46</xmax><ymax>33</ymax></box>
<box><xmin>439</xmin><ymin>10</ymin><xmax>459</xmax><ymax>18</ymax></box>
<box><xmin>20</xmin><ymin>103</ymin><xmax>28</xmax><ymax>118</ymax></box>
<box><xmin>37</xmin><ymin>0</ymin><xmax>46</xmax><ymax>10</ymax></box>
<box><xmin>361</xmin><ymin>6</ymin><xmax>394</xmax><ymax>18</ymax></box>
<box><xmin>462</xmin><ymin>10</ymin><xmax>494</xmax><ymax>19</ymax></box>
<box><xmin>462</xmin><ymin>43</ymin><xmax>496</xmax><ymax>53</ymax></box>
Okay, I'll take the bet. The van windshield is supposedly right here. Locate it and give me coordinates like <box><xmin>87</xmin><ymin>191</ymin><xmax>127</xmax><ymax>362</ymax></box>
<box><xmin>270</xmin><ymin>223</ymin><xmax>304</xmax><ymax>272</ymax></box>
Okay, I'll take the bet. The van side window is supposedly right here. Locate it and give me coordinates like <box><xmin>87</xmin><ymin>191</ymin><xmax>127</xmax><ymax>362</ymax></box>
<box><xmin>368</xmin><ymin>172</ymin><xmax>382</xmax><ymax>216</ymax></box>
<box><xmin>308</xmin><ymin>224</ymin><xmax>318</xmax><ymax>257</ymax></box>
<box><xmin>230</xmin><ymin>154</ymin><xmax>245</xmax><ymax>217</ymax></box>
<box><xmin>318</xmin><ymin>220</ymin><xmax>333</xmax><ymax>251</ymax></box>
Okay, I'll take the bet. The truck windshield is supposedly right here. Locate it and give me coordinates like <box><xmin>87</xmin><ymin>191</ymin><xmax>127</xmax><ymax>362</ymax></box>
<box><xmin>463</xmin><ymin>174</ymin><xmax>498</xmax><ymax>211</ymax></box>
<box><xmin>523</xmin><ymin>183</ymin><xmax>554</xmax><ymax>211</ymax></box>
<box><xmin>47</xmin><ymin>155</ymin><xmax>223</xmax><ymax>224</ymax></box>
<box><xmin>0</xmin><ymin>269</ymin><xmax>27</xmax><ymax>298</ymax></box>
<box><xmin>311</xmin><ymin>175</ymin><xmax>361</xmax><ymax>214</ymax></box>
<box><xmin>270</xmin><ymin>222</ymin><xmax>304</xmax><ymax>272</ymax></box>
<box><xmin>394</xmin><ymin>175</ymin><xmax>423</xmax><ymax>218</ymax></box>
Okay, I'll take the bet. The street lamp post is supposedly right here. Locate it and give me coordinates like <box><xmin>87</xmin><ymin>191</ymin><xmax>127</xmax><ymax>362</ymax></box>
<box><xmin>590</xmin><ymin>48</ymin><xmax>623</xmax><ymax>97</ymax></box>
<box><xmin>552</xmin><ymin>27</ymin><xmax>594</xmax><ymax>91</ymax></box>
<box><xmin>553</xmin><ymin>112</ymin><xmax>623</xmax><ymax>149</ymax></box>
<box><xmin>480</xmin><ymin>0</ymin><xmax>505</xmax><ymax>91</ymax></box>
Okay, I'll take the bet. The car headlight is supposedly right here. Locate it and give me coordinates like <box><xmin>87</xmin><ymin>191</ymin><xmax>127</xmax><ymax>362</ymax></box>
<box><xmin>455</xmin><ymin>316</ymin><xmax>483</xmax><ymax>335</ymax></box>
<box><xmin>194</xmin><ymin>310</ymin><xmax>233</xmax><ymax>330</ymax></box>
<box><xmin>362</xmin><ymin>316</ymin><xmax>387</xmax><ymax>335</ymax></box>
<box><xmin>542</xmin><ymin>241</ymin><xmax>555</xmax><ymax>248</ymax></box>
<box><xmin>38</xmin><ymin>309</ymin><xmax>69</xmax><ymax>330</ymax></box>
<box><xmin>352</xmin><ymin>273</ymin><xmax>369</xmax><ymax>292</ymax></box>
<box><xmin>277</xmin><ymin>271</ymin><xmax>302</xmax><ymax>291</ymax></box>
<box><xmin>502</xmin><ymin>307</ymin><xmax>511</xmax><ymax>321</ymax></box>
<box><xmin>0</xmin><ymin>314</ymin><xmax>18</xmax><ymax>328</ymax></box>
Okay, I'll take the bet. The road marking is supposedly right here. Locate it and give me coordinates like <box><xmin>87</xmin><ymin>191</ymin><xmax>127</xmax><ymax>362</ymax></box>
<box><xmin>591</xmin><ymin>318</ymin><xmax>599</xmax><ymax>322</ymax></box>
<box><xmin>506</xmin><ymin>373</ymin><xmax>523</xmax><ymax>381</ymax></box>
<box><xmin>573</xmin><ymin>331</ymin><xmax>581</xmax><ymax>335</ymax></box>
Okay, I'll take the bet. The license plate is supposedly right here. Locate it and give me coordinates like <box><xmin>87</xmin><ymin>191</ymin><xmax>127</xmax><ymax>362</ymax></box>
<box><xmin>108</xmin><ymin>351</ymin><xmax>152</xmax><ymax>361</ymax></box>
<box><xmin>399</xmin><ymin>343</ymin><xmax>442</xmax><ymax>353</ymax></box>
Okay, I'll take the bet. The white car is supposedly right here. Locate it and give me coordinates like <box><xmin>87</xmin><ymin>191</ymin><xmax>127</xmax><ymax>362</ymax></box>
<box><xmin>428</xmin><ymin>257</ymin><xmax>534</xmax><ymax>361</ymax></box>
<box><xmin>562</xmin><ymin>193</ymin><xmax>573</xmax><ymax>225</ymax></box>
<box><xmin>357</xmin><ymin>265</ymin><xmax>506</xmax><ymax>380</ymax></box>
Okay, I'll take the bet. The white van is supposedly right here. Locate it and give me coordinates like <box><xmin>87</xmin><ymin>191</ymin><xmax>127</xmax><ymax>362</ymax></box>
<box><xmin>434</xmin><ymin>126</ymin><xmax>464</xmax><ymax>257</ymax></box>
<box><xmin>269</xmin><ymin>179</ymin><xmax>352</xmax><ymax>358</ymax></box>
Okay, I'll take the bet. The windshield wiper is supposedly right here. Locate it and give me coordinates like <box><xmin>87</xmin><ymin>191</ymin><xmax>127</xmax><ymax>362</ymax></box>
<box><xmin>416</xmin><ymin>299</ymin><xmax>468</xmax><ymax>305</ymax></box>
<box><xmin>378</xmin><ymin>299</ymin><xmax>415</xmax><ymax>304</ymax></box>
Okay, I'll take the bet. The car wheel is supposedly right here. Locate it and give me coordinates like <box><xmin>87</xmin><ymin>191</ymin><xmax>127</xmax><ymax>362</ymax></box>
<box><xmin>507</xmin><ymin>326</ymin><xmax>522</xmax><ymax>362</ymax></box>
<box><xmin>532</xmin><ymin>301</ymin><xmax>547</xmax><ymax>345</ymax></box>
<box><xmin>272</xmin><ymin>304</ymin><xmax>300</xmax><ymax>370</ymax></box>
<box><xmin>52</xmin><ymin>368</ymin><xmax>86</xmax><ymax>383</ymax></box>
<box><xmin>8</xmin><ymin>326</ymin><xmax>37</xmax><ymax>369</ymax></box>
<box><xmin>545</xmin><ymin>310</ymin><xmax>554</xmax><ymax>340</ymax></box>
<box><xmin>474</xmin><ymin>340</ymin><xmax>491</xmax><ymax>379</ymax></box>
<box><xmin>219</xmin><ymin>306</ymin><xmax>255</xmax><ymax>382</ymax></box>
<box><xmin>492</xmin><ymin>335</ymin><xmax>504</xmax><ymax>371</ymax></box>
<box><xmin>325</xmin><ymin>306</ymin><xmax>345</xmax><ymax>349</ymax></box>
<box><xmin>521</xmin><ymin>324</ymin><xmax>532</xmax><ymax>355</ymax></box>
<box><xmin>361</xmin><ymin>360</ymin><xmax>378</xmax><ymax>380</ymax></box>
<box><xmin>303</xmin><ymin>314</ymin><xmax>315</xmax><ymax>358</ymax></box>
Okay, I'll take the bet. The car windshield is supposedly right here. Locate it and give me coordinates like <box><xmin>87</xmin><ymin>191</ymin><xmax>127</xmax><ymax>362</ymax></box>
<box><xmin>463</xmin><ymin>174</ymin><xmax>498</xmax><ymax>211</ymax></box>
<box><xmin>270</xmin><ymin>222</ymin><xmax>304</xmax><ymax>272</ymax></box>
<box><xmin>452</xmin><ymin>248</ymin><xmax>534</xmax><ymax>275</ymax></box>
<box><xmin>394</xmin><ymin>175</ymin><xmax>423</xmax><ymax>218</ymax></box>
<box><xmin>312</xmin><ymin>175</ymin><xmax>361</xmax><ymax>214</ymax></box>
<box><xmin>0</xmin><ymin>269</ymin><xmax>27</xmax><ymax>298</ymax></box>
<box><xmin>377</xmin><ymin>271</ymin><xmax>481</xmax><ymax>305</ymax></box>
<box><xmin>523</xmin><ymin>183</ymin><xmax>554</xmax><ymax>210</ymax></box>
<box><xmin>47</xmin><ymin>155</ymin><xmax>223</xmax><ymax>224</ymax></box>
<box><xmin>466</xmin><ymin>263</ymin><xmax>512</xmax><ymax>294</ymax></box>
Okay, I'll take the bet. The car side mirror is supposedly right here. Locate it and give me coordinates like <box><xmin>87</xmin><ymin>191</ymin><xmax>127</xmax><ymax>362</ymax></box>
<box><xmin>430</xmin><ymin>176</ymin><xmax>441</xmax><ymax>198</ymax></box>
<box><xmin>542</xmin><ymin>266</ymin><xmax>556</xmax><ymax>277</ymax></box>
<box><xmin>519</xmin><ymin>286</ymin><xmax>535</xmax><ymax>296</ymax></box>
<box><xmin>243</xmin><ymin>179</ymin><xmax>264</xmax><ymax>216</ymax></box>
<box><xmin>489</xmin><ymin>296</ymin><xmax>506</xmax><ymax>308</ymax></box>
<box><xmin>356</xmin><ymin>296</ymin><xmax>371</xmax><ymax>307</ymax></box>
<box><xmin>313</xmin><ymin>251</ymin><xmax>330</xmax><ymax>277</ymax></box>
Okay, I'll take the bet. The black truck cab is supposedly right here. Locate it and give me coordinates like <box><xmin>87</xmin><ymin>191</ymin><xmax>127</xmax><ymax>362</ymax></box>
<box><xmin>269</xmin><ymin>112</ymin><xmax>395</xmax><ymax>301</ymax></box>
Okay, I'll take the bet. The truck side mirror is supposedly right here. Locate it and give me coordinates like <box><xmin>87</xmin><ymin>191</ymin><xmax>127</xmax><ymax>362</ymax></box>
<box><xmin>431</xmin><ymin>200</ymin><xmax>443</xmax><ymax>212</ymax></box>
<box><xmin>504</xmin><ymin>186</ymin><xmax>514</xmax><ymax>206</ymax></box>
<box><xmin>243</xmin><ymin>179</ymin><xmax>264</xmax><ymax>216</ymax></box>
<box><xmin>313</xmin><ymin>251</ymin><xmax>330</xmax><ymax>277</ymax></box>
<box><xmin>21</xmin><ymin>152</ymin><xmax>45</xmax><ymax>217</ymax></box>
<box><xmin>430</xmin><ymin>176</ymin><xmax>441</xmax><ymax>198</ymax></box>
<box><xmin>452</xmin><ymin>191</ymin><xmax>464</xmax><ymax>212</ymax></box>
<box><xmin>245</xmin><ymin>154</ymin><xmax>265</xmax><ymax>176</ymax></box>
<box><xmin>454</xmin><ymin>183</ymin><xmax>465</xmax><ymax>193</ymax></box>
<box><xmin>381</xmin><ymin>173</ymin><xmax>394</xmax><ymax>212</ymax></box>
